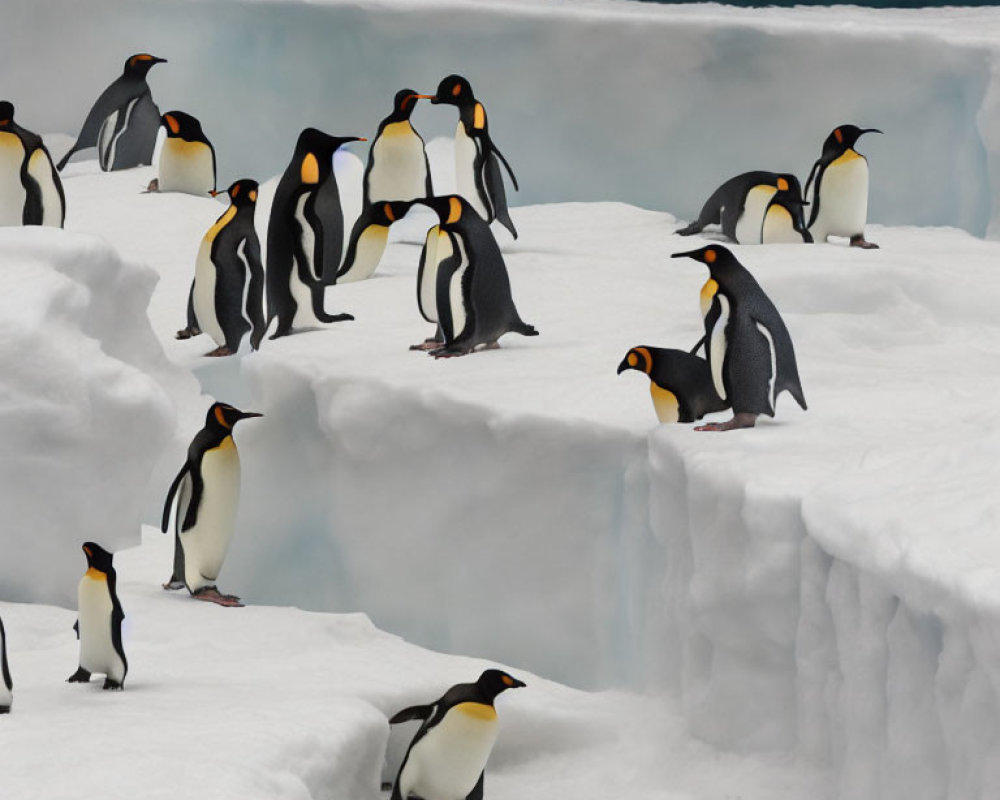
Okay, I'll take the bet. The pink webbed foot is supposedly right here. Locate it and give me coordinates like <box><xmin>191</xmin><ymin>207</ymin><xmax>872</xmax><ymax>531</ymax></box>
<box><xmin>695</xmin><ymin>412</ymin><xmax>758</xmax><ymax>432</ymax></box>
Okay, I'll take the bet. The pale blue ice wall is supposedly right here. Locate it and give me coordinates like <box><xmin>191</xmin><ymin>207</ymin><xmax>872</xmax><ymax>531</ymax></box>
<box><xmin>2</xmin><ymin>1</ymin><xmax>997</xmax><ymax>234</ymax></box>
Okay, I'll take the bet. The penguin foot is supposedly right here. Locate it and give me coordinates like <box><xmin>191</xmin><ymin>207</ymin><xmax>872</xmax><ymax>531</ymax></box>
<box><xmin>175</xmin><ymin>326</ymin><xmax>201</xmax><ymax>340</ymax></box>
<box><xmin>162</xmin><ymin>579</ymin><xmax>186</xmax><ymax>591</ymax></box>
<box><xmin>695</xmin><ymin>412</ymin><xmax>758</xmax><ymax>432</ymax></box>
<box><xmin>430</xmin><ymin>346</ymin><xmax>474</xmax><ymax>359</ymax></box>
<box><xmin>102</xmin><ymin>678</ymin><xmax>124</xmax><ymax>691</ymax></box>
<box><xmin>409</xmin><ymin>338</ymin><xmax>443</xmax><ymax>351</ymax></box>
<box><xmin>192</xmin><ymin>587</ymin><xmax>244</xmax><ymax>607</ymax></box>
<box><xmin>204</xmin><ymin>345</ymin><xmax>235</xmax><ymax>358</ymax></box>
<box><xmin>67</xmin><ymin>667</ymin><xmax>92</xmax><ymax>683</ymax></box>
<box><xmin>849</xmin><ymin>235</ymin><xmax>879</xmax><ymax>250</ymax></box>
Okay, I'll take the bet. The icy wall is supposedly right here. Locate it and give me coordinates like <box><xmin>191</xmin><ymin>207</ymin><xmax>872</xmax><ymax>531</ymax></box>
<box><xmin>4</xmin><ymin>1</ymin><xmax>1000</xmax><ymax>234</ymax></box>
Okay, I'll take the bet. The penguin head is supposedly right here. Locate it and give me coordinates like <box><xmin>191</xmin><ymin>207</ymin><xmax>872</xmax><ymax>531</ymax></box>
<box><xmin>294</xmin><ymin>129</ymin><xmax>367</xmax><ymax>184</ymax></box>
<box><xmin>81</xmin><ymin>542</ymin><xmax>114</xmax><ymax>573</ymax></box>
<box><xmin>821</xmin><ymin>124</ymin><xmax>882</xmax><ymax>159</ymax></box>
<box><xmin>617</xmin><ymin>346</ymin><xmax>655</xmax><ymax>376</ymax></box>
<box><xmin>0</xmin><ymin>102</ymin><xmax>13</xmax><ymax>126</ymax></box>
<box><xmin>413</xmin><ymin>195</ymin><xmax>469</xmax><ymax>225</ymax></box>
<box><xmin>373</xmin><ymin>200</ymin><xmax>415</xmax><ymax>226</ymax></box>
<box><xmin>214</xmin><ymin>179</ymin><xmax>260</xmax><ymax>208</ymax></box>
<box><xmin>390</xmin><ymin>89</ymin><xmax>434</xmax><ymax>121</ymax></box>
<box><xmin>123</xmin><ymin>53</ymin><xmax>167</xmax><ymax>79</ymax></box>
<box><xmin>161</xmin><ymin>111</ymin><xmax>206</xmax><ymax>142</ymax></box>
<box><xmin>773</xmin><ymin>174</ymin><xmax>806</xmax><ymax>205</ymax></box>
<box><xmin>476</xmin><ymin>669</ymin><xmax>526</xmax><ymax>701</ymax></box>
<box><xmin>431</xmin><ymin>74</ymin><xmax>475</xmax><ymax>107</ymax></box>
<box><xmin>671</xmin><ymin>245</ymin><xmax>743</xmax><ymax>280</ymax></box>
<box><xmin>206</xmin><ymin>402</ymin><xmax>263</xmax><ymax>431</ymax></box>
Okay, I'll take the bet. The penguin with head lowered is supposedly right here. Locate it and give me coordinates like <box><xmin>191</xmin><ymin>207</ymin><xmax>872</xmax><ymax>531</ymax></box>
<box><xmin>0</xmin><ymin>614</ymin><xmax>11</xmax><ymax>713</ymax></box>
<box><xmin>67</xmin><ymin>542</ymin><xmax>127</xmax><ymax>691</ymax></box>
<box><xmin>176</xmin><ymin>179</ymin><xmax>266</xmax><ymax>356</ymax></box>
<box><xmin>57</xmin><ymin>53</ymin><xmax>166</xmax><ymax>172</ymax></box>
<box><xmin>363</xmin><ymin>89</ymin><xmax>434</xmax><ymax>207</ymax></box>
<box><xmin>389</xmin><ymin>669</ymin><xmax>525</xmax><ymax>800</ymax></box>
<box><xmin>412</xmin><ymin>195</ymin><xmax>537</xmax><ymax>357</ymax></box>
<box><xmin>431</xmin><ymin>75</ymin><xmax>519</xmax><ymax>240</ymax></box>
<box><xmin>0</xmin><ymin>101</ymin><xmax>65</xmax><ymax>227</ymax></box>
<box><xmin>336</xmin><ymin>200</ymin><xmax>414</xmax><ymax>284</ymax></box>
<box><xmin>153</xmin><ymin>111</ymin><xmax>216</xmax><ymax>195</ymax></box>
<box><xmin>266</xmin><ymin>128</ymin><xmax>364</xmax><ymax>338</ymax></box>
<box><xmin>161</xmin><ymin>402</ymin><xmax>262</xmax><ymax>606</ymax></box>
<box><xmin>617</xmin><ymin>346</ymin><xmax>729</xmax><ymax>424</ymax></box>
<box><xmin>805</xmin><ymin>124</ymin><xmax>882</xmax><ymax>248</ymax></box>
<box><xmin>672</xmin><ymin>245</ymin><xmax>807</xmax><ymax>431</ymax></box>
<box><xmin>677</xmin><ymin>171</ymin><xmax>810</xmax><ymax>245</ymax></box>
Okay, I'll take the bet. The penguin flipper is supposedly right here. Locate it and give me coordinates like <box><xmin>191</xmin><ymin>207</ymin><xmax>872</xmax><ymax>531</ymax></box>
<box><xmin>466</xmin><ymin>772</ymin><xmax>485</xmax><ymax>800</ymax></box>
<box><xmin>244</xmin><ymin>235</ymin><xmax>267</xmax><ymax>350</ymax></box>
<box><xmin>216</xmin><ymin>241</ymin><xmax>254</xmax><ymax>352</ymax></box>
<box><xmin>161</xmin><ymin>463</ymin><xmax>191</xmax><ymax>532</ymax></box>
<box><xmin>389</xmin><ymin>703</ymin><xmax>434</xmax><ymax>724</ymax></box>
<box><xmin>804</xmin><ymin>159</ymin><xmax>822</xmax><ymax>226</ymax></box>
<box><xmin>73</xmin><ymin>619</ymin><xmax>79</xmax><ymax>639</ymax></box>
<box><xmin>20</xmin><ymin>155</ymin><xmax>43</xmax><ymax>225</ymax></box>
<box><xmin>485</xmin><ymin>152</ymin><xmax>517</xmax><ymax>239</ymax></box>
<box><xmin>490</xmin><ymin>141</ymin><xmax>519</xmax><ymax>192</ymax></box>
<box><xmin>181</xmin><ymin>462</ymin><xmax>204</xmax><ymax>533</ymax></box>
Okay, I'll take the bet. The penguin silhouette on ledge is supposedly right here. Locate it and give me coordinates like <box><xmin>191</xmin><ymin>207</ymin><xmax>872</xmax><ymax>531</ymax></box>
<box><xmin>57</xmin><ymin>53</ymin><xmax>166</xmax><ymax>171</ymax></box>
<box><xmin>161</xmin><ymin>402</ymin><xmax>262</xmax><ymax>606</ymax></box>
<box><xmin>805</xmin><ymin>124</ymin><xmax>882</xmax><ymax>248</ymax></box>
<box><xmin>617</xmin><ymin>346</ymin><xmax>729</xmax><ymax>423</ymax></box>
<box><xmin>389</xmin><ymin>669</ymin><xmax>525</xmax><ymax>800</ymax></box>
<box><xmin>267</xmin><ymin>128</ymin><xmax>364</xmax><ymax>337</ymax></box>
<box><xmin>0</xmin><ymin>101</ymin><xmax>65</xmax><ymax>227</ymax></box>
<box><xmin>336</xmin><ymin>200</ymin><xmax>414</xmax><ymax>284</ymax></box>
<box><xmin>431</xmin><ymin>75</ymin><xmax>519</xmax><ymax>239</ymax></box>
<box><xmin>672</xmin><ymin>245</ymin><xmax>806</xmax><ymax>431</ymax></box>
<box><xmin>67</xmin><ymin>542</ymin><xmax>127</xmax><ymax>690</ymax></box>
<box><xmin>363</xmin><ymin>89</ymin><xmax>434</xmax><ymax>206</ymax></box>
<box><xmin>154</xmin><ymin>111</ymin><xmax>216</xmax><ymax>195</ymax></box>
<box><xmin>412</xmin><ymin>195</ymin><xmax>537</xmax><ymax>357</ymax></box>
<box><xmin>0</xmin><ymin>615</ymin><xmax>11</xmax><ymax>713</ymax></box>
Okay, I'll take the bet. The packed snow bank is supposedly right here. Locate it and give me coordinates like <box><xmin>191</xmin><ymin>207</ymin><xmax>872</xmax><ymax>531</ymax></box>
<box><xmin>6</xmin><ymin>1</ymin><xmax>1000</xmax><ymax>234</ymax></box>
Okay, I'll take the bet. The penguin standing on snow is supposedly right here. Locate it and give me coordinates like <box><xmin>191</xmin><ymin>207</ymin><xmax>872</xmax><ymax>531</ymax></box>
<box><xmin>57</xmin><ymin>53</ymin><xmax>166</xmax><ymax>172</ymax></box>
<box><xmin>805</xmin><ymin>124</ymin><xmax>882</xmax><ymax>248</ymax></box>
<box><xmin>413</xmin><ymin>195</ymin><xmax>537</xmax><ymax>357</ymax></box>
<box><xmin>409</xmin><ymin>218</ymin><xmax>453</xmax><ymax>351</ymax></box>
<box><xmin>266</xmin><ymin>128</ymin><xmax>365</xmax><ymax>337</ymax></box>
<box><xmin>363</xmin><ymin>89</ymin><xmax>434</xmax><ymax>206</ymax></box>
<box><xmin>617</xmin><ymin>346</ymin><xmax>729</xmax><ymax>424</ymax></box>
<box><xmin>336</xmin><ymin>200</ymin><xmax>414</xmax><ymax>284</ymax></box>
<box><xmin>161</xmin><ymin>402</ymin><xmax>262</xmax><ymax>607</ymax></box>
<box><xmin>67</xmin><ymin>542</ymin><xmax>127</xmax><ymax>691</ymax></box>
<box><xmin>671</xmin><ymin>245</ymin><xmax>806</xmax><ymax>431</ymax></box>
<box><xmin>430</xmin><ymin>75</ymin><xmax>519</xmax><ymax>239</ymax></box>
<box><xmin>154</xmin><ymin>111</ymin><xmax>216</xmax><ymax>195</ymax></box>
<box><xmin>176</xmin><ymin>180</ymin><xmax>266</xmax><ymax>355</ymax></box>
<box><xmin>0</xmin><ymin>101</ymin><xmax>65</xmax><ymax>227</ymax></box>
<box><xmin>389</xmin><ymin>669</ymin><xmax>525</xmax><ymax>800</ymax></box>
<box><xmin>0</xmin><ymin>615</ymin><xmax>12</xmax><ymax>713</ymax></box>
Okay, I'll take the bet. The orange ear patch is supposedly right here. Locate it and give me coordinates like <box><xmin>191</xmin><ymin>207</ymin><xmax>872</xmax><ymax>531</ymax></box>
<box><xmin>231</xmin><ymin>183</ymin><xmax>241</xmax><ymax>198</ymax></box>
<box><xmin>248</xmin><ymin>190</ymin><xmax>257</xmax><ymax>203</ymax></box>
<box><xmin>627</xmin><ymin>352</ymin><xmax>639</xmax><ymax>368</ymax></box>
<box><xmin>501</xmin><ymin>675</ymin><xmax>514</xmax><ymax>687</ymax></box>
<box><xmin>704</xmin><ymin>248</ymin><xmax>717</xmax><ymax>264</ymax></box>
<box><xmin>634</xmin><ymin>347</ymin><xmax>653</xmax><ymax>374</ymax></box>
<box><xmin>164</xmin><ymin>114</ymin><xmax>179</xmax><ymax>134</ymax></box>
<box><xmin>300</xmin><ymin>153</ymin><xmax>320</xmax><ymax>184</ymax></box>
<box><xmin>451</xmin><ymin>83</ymin><xmax>462</xmax><ymax>97</ymax></box>
<box><xmin>447</xmin><ymin>197</ymin><xmax>462</xmax><ymax>224</ymax></box>
<box><xmin>214</xmin><ymin>406</ymin><xmax>231</xmax><ymax>428</ymax></box>
<box><xmin>834</xmin><ymin>128</ymin><xmax>843</xmax><ymax>144</ymax></box>
<box><xmin>776</xmin><ymin>177</ymin><xmax>789</xmax><ymax>191</ymax></box>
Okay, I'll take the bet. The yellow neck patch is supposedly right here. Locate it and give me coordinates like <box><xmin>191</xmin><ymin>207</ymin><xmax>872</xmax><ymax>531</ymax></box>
<box><xmin>446</xmin><ymin>197</ymin><xmax>462</xmax><ymax>224</ymax></box>
<box><xmin>205</xmin><ymin>205</ymin><xmax>238</xmax><ymax>244</ymax></box>
<box><xmin>700</xmin><ymin>278</ymin><xmax>719</xmax><ymax>319</ymax></box>
<box><xmin>473</xmin><ymin>103</ymin><xmax>486</xmax><ymax>131</ymax></box>
<box><xmin>832</xmin><ymin>149</ymin><xmax>863</xmax><ymax>166</ymax></box>
<box><xmin>301</xmin><ymin>152</ymin><xmax>320</xmax><ymax>184</ymax></box>
<box><xmin>455</xmin><ymin>702</ymin><xmax>497</xmax><ymax>721</ymax></box>
<box><xmin>649</xmin><ymin>385</ymin><xmax>680</xmax><ymax>424</ymax></box>
<box><xmin>85</xmin><ymin>567</ymin><xmax>107</xmax><ymax>582</ymax></box>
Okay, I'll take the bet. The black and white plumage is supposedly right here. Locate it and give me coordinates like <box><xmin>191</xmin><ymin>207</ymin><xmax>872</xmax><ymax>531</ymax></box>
<box><xmin>617</xmin><ymin>346</ymin><xmax>729</xmax><ymax>424</ymax></box>
<box><xmin>363</xmin><ymin>89</ymin><xmax>433</xmax><ymax>207</ymax></box>
<box><xmin>67</xmin><ymin>542</ymin><xmax>128</xmax><ymax>691</ymax></box>
<box><xmin>336</xmin><ymin>200</ymin><xmax>413</xmax><ymax>284</ymax></box>
<box><xmin>156</xmin><ymin>110</ymin><xmax>216</xmax><ymax>195</ymax></box>
<box><xmin>0</xmin><ymin>101</ymin><xmax>65</xmax><ymax>227</ymax></box>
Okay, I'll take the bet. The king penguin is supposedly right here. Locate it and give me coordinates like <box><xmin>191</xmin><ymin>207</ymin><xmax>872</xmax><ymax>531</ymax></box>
<box><xmin>617</xmin><ymin>346</ymin><xmax>729</xmax><ymax>424</ymax></box>
<box><xmin>266</xmin><ymin>128</ymin><xmax>365</xmax><ymax>338</ymax></box>
<box><xmin>805</xmin><ymin>124</ymin><xmax>882</xmax><ymax>248</ymax></box>
<box><xmin>58</xmin><ymin>53</ymin><xmax>166</xmax><ymax>172</ymax></box>
<box><xmin>430</xmin><ymin>75</ymin><xmax>519</xmax><ymax>239</ymax></box>
<box><xmin>676</xmin><ymin>171</ymin><xmax>808</xmax><ymax>245</ymax></box>
<box><xmin>161</xmin><ymin>402</ymin><xmax>262</xmax><ymax>607</ymax></box>
<box><xmin>0</xmin><ymin>101</ymin><xmax>65</xmax><ymax>227</ymax></box>
<box><xmin>67</xmin><ymin>542</ymin><xmax>128</xmax><ymax>691</ymax></box>
<box><xmin>336</xmin><ymin>200</ymin><xmax>414</xmax><ymax>284</ymax></box>
<box><xmin>177</xmin><ymin>179</ymin><xmax>266</xmax><ymax>355</ymax></box>
<box><xmin>155</xmin><ymin>110</ymin><xmax>216</xmax><ymax>195</ymax></box>
<box><xmin>760</xmin><ymin>177</ymin><xmax>812</xmax><ymax>244</ymax></box>
<box><xmin>0</xmin><ymin>615</ymin><xmax>12</xmax><ymax>713</ymax></box>
<box><xmin>389</xmin><ymin>669</ymin><xmax>525</xmax><ymax>800</ymax></box>
<box><xmin>363</xmin><ymin>89</ymin><xmax>434</xmax><ymax>207</ymax></box>
<box><xmin>671</xmin><ymin>245</ymin><xmax>807</xmax><ymax>431</ymax></box>
<box><xmin>412</xmin><ymin>195</ymin><xmax>537</xmax><ymax>357</ymax></box>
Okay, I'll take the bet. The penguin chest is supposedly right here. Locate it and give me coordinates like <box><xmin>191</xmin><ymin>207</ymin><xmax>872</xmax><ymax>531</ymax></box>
<box><xmin>649</xmin><ymin>383</ymin><xmax>680</xmax><ymax>424</ymax></box>
<box><xmin>193</xmin><ymin>238</ymin><xmax>226</xmax><ymax>347</ymax></box>
<box><xmin>402</xmin><ymin>703</ymin><xmax>500</xmax><ymax>800</ymax></box>
<box><xmin>0</xmin><ymin>132</ymin><xmax>27</xmax><ymax>226</ymax></box>
<box><xmin>77</xmin><ymin>572</ymin><xmax>115</xmax><ymax>673</ymax></box>
<box><xmin>183</xmin><ymin>438</ymin><xmax>241</xmax><ymax>590</ymax></box>
<box><xmin>454</xmin><ymin>123</ymin><xmax>487</xmax><ymax>219</ymax></box>
<box><xmin>368</xmin><ymin>123</ymin><xmax>428</xmax><ymax>202</ymax></box>
<box><xmin>761</xmin><ymin>204</ymin><xmax>804</xmax><ymax>244</ymax></box>
<box><xmin>158</xmin><ymin>139</ymin><xmax>214</xmax><ymax>195</ymax></box>
<box><xmin>340</xmin><ymin>225</ymin><xmax>389</xmax><ymax>284</ymax></box>
<box><xmin>419</xmin><ymin>227</ymin><xmax>450</xmax><ymax>322</ymax></box>
<box><xmin>97</xmin><ymin>97</ymin><xmax>140</xmax><ymax>171</ymax></box>
<box><xmin>707</xmin><ymin>294</ymin><xmax>731</xmax><ymax>401</ymax></box>
<box><xmin>26</xmin><ymin>149</ymin><xmax>63</xmax><ymax>227</ymax></box>
<box><xmin>811</xmin><ymin>152</ymin><xmax>869</xmax><ymax>239</ymax></box>
<box><xmin>291</xmin><ymin>193</ymin><xmax>321</xmax><ymax>325</ymax></box>
<box><xmin>734</xmin><ymin>185</ymin><xmax>777</xmax><ymax>244</ymax></box>
<box><xmin>444</xmin><ymin>235</ymin><xmax>472</xmax><ymax>341</ymax></box>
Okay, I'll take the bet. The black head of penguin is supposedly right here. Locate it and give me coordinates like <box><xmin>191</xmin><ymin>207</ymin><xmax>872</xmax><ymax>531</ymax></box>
<box><xmin>819</xmin><ymin>124</ymin><xmax>882</xmax><ymax>162</ymax></box>
<box><xmin>388</xmin><ymin>89</ymin><xmax>434</xmax><ymax>122</ymax></box>
<box><xmin>0</xmin><ymin>101</ymin><xmax>13</xmax><ymax>126</ymax></box>
<box><xmin>431</xmin><ymin>75</ymin><xmax>475</xmax><ymax>108</ymax></box>
<box><xmin>671</xmin><ymin>244</ymin><xmax>747</xmax><ymax>286</ymax></box>
<box><xmin>214</xmin><ymin>179</ymin><xmax>260</xmax><ymax>208</ymax></box>
<box><xmin>122</xmin><ymin>53</ymin><xmax>167</xmax><ymax>80</ymax></box>
<box><xmin>206</xmin><ymin>402</ymin><xmax>263</xmax><ymax>432</ymax></box>
<box><xmin>476</xmin><ymin>669</ymin><xmax>526</xmax><ymax>701</ymax></box>
<box><xmin>293</xmin><ymin>128</ymin><xmax>367</xmax><ymax>185</ymax></box>
<box><xmin>413</xmin><ymin>195</ymin><xmax>470</xmax><ymax>226</ymax></box>
<box><xmin>371</xmin><ymin>199</ymin><xmax>416</xmax><ymax>226</ymax></box>
<box><xmin>161</xmin><ymin>110</ymin><xmax>208</xmax><ymax>143</ymax></box>
<box><xmin>81</xmin><ymin>542</ymin><xmax>115</xmax><ymax>574</ymax></box>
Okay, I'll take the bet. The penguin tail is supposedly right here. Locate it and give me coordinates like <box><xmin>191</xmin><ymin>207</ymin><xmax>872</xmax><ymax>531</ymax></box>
<box><xmin>788</xmin><ymin>383</ymin><xmax>807</xmax><ymax>411</ymax></box>
<box><xmin>675</xmin><ymin>222</ymin><xmax>703</xmax><ymax>236</ymax></box>
<box><xmin>514</xmin><ymin>321</ymin><xmax>539</xmax><ymax>337</ymax></box>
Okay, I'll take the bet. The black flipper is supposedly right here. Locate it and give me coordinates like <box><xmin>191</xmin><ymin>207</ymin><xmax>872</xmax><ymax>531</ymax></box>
<box><xmin>485</xmin><ymin>151</ymin><xmax>517</xmax><ymax>239</ymax></box>
<box><xmin>161</xmin><ymin>463</ymin><xmax>191</xmax><ymax>532</ymax></box>
<box><xmin>180</xmin><ymin>460</ymin><xmax>204</xmax><ymax>533</ymax></box>
<box><xmin>466</xmin><ymin>772</ymin><xmax>485</xmax><ymax>800</ymax></box>
<box><xmin>389</xmin><ymin>703</ymin><xmax>435</xmax><ymax>724</ymax></box>
<box><xmin>244</xmin><ymin>235</ymin><xmax>267</xmax><ymax>350</ymax></box>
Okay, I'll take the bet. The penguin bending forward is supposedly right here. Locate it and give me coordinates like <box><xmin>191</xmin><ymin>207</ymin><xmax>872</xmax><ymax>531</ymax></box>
<box><xmin>431</xmin><ymin>75</ymin><xmax>519</xmax><ymax>239</ymax></box>
<box><xmin>805</xmin><ymin>124</ymin><xmax>882</xmax><ymax>248</ymax></box>
<box><xmin>363</xmin><ymin>89</ymin><xmax>433</xmax><ymax>207</ymax></box>
<box><xmin>161</xmin><ymin>402</ymin><xmax>262</xmax><ymax>606</ymax></box>
<box><xmin>412</xmin><ymin>195</ymin><xmax>537</xmax><ymax>357</ymax></box>
<box><xmin>671</xmin><ymin>245</ymin><xmax>806</xmax><ymax>431</ymax></box>
<box><xmin>617</xmin><ymin>346</ymin><xmax>729</xmax><ymax>424</ymax></box>
<box><xmin>0</xmin><ymin>614</ymin><xmax>12</xmax><ymax>712</ymax></box>
<box><xmin>156</xmin><ymin>111</ymin><xmax>216</xmax><ymax>195</ymax></box>
<box><xmin>0</xmin><ymin>102</ymin><xmax>65</xmax><ymax>227</ymax></box>
<box><xmin>336</xmin><ymin>200</ymin><xmax>414</xmax><ymax>284</ymax></box>
<box><xmin>266</xmin><ymin>128</ymin><xmax>364</xmax><ymax>337</ymax></box>
<box><xmin>57</xmin><ymin>53</ymin><xmax>166</xmax><ymax>172</ymax></box>
<box><xmin>389</xmin><ymin>669</ymin><xmax>525</xmax><ymax>800</ymax></box>
<box><xmin>67</xmin><ymin>543</ymin><xmax>127</xmax><ymax>690</ymax></box>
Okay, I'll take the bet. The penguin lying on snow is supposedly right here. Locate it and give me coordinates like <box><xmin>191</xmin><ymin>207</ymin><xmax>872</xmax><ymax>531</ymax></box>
<box><xmin>161</xmin><ymin>402</ymin><xmax>262</xmax><ymax>607</ymax></box>
<box><xmin>336</xmin><ymin>200</ymin><xmax>414</xmax><ymax>284</ymax></box>
<box><xmin>805</xmin><ymin>124</ymin><xmax>882</xmax><ymax>248</ymax></box>
<box><xmin>0</xmin><ymin>101</ymin><xmax>65</xmax><ymax>227</ymax></box>
<box><xmin>672</xmin><ymin>245</ymin><xmax>806</xmax><ymax>431</ymax></box>
<box><xmin>389</xmin><ymin>669</ymin><xmax>525</xmax><ymax>800</ymax></box>
<box><xmin>0</xmin><ymin>615</ymin><xmax>11</xmax><ymax>713</ymax></box>
<box><xmin>58</xmin><ymin>53</ymin><xmax>166</xmax><ymax>172</ymax></box>
<box><xmin>364</xmin><ymin>89</ymin><xmax>434</xmax><ymax>207</ymax></box>
<box><xmin>67</xmin><ymin>543</ymin><xmax>128</xmax><ymax>691</ymax></box>
<box><xmin>617</xmin><ymin>346</ymin><xmax>728</xmax><ymax>424</ymax></box>
<box><xmin>153</xmin><ymin>110</ymin><xmax>216</xmax><ymax>195</ymax></box>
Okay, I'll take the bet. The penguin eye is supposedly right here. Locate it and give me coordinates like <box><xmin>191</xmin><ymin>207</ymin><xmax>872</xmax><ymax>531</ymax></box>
<box><xmin>777</xmin><ymin>178</ymin><xmax>789</xmax><ymax>191</ymax></box>
<box><xmin>451</xmin><ymin>83</ymin><xmax>462</xmax><ymax>97</ymax></box>
<box><xmin>834</xmin><ymin>128</ymin><xmax>843</xmax><ymax>144</ymax></box>
<box><xmin>704</xmin><ymin>248</ymin><xmax>717</xmax><ymax>264</ymax></box>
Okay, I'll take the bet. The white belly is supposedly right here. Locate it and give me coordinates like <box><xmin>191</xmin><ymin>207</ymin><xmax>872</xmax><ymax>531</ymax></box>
<box><xmin>182</xmin><ymin>439</ymin><xmax>241</xmax><ymax>592</ymax></box>
<box><xmin>158</xmin><ymin>139</ymin><xmax>215</xmax><ymax>195</ymax></box>
<box><xmin>454</xmin><ymin>123</ymin><xmax>486</xmax><ymax>219</ymax></box>
<box><xmin>368</xmin><ymin>123</ymin><xmax>428</xmax><ymax>203</ymax></box>
<box><xmin>26</xmin><ymin>148</ymin><xmax>63</xmax><ymax>227</ymax></box>
<box><xmin>291</xmin><ymin>193</ymin><xmax>321</xmax><ymax>327</ymax></box>
<box><xmin>193</xmin><ymin>238</ymin><xmax>225</xmax><ymax>346</ymax></box>
<box><xmin>761</xmin><ymin>204</ymin><xmax>804</xmax><ymax>244</ymax></box>
<box><xmin>419</xmin><ymin>226</ymin><xmax>450</xmax><ymax>323</ymax></box>
<box><xmin>97</xmin><ymin>97</ymin><xmax>139</xmax><ymax>171</ymax></box>
<box><xmin>339</xmin><ymin>225</ymin><xmax>388</xmax><ymax>283</ymax></box>
<box><xmin>809</xmin><ymin>152</ymin><xmax>869</xmax><ymax>241</ymax></box>
<box><xmin>401</xmin><ymin>705</ymin><xmax>500</xmax><ymax>800</ymax></box>
<box><xmin>734</xmin><ymin>185</ymin><xmax>777</xmax><ymax>244</ymax></box>
<box><xmin>78</xmin><ymin>574</ymin><xmax>122</xmax><ymax>679</ymax></box>
<box><xmin>446</xmin><ymin>236</ymin><xmax>470</xmax><ymax>340</ymax></box>
<box><xmin>0</xmin><ymin>133</ymin><xmax>27</xmax><ymax>226</ymax></box>
<box><xmin>708</xmin><ymin>295</ymin><xmax>730</xmax><ymax>401</ymax></box>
